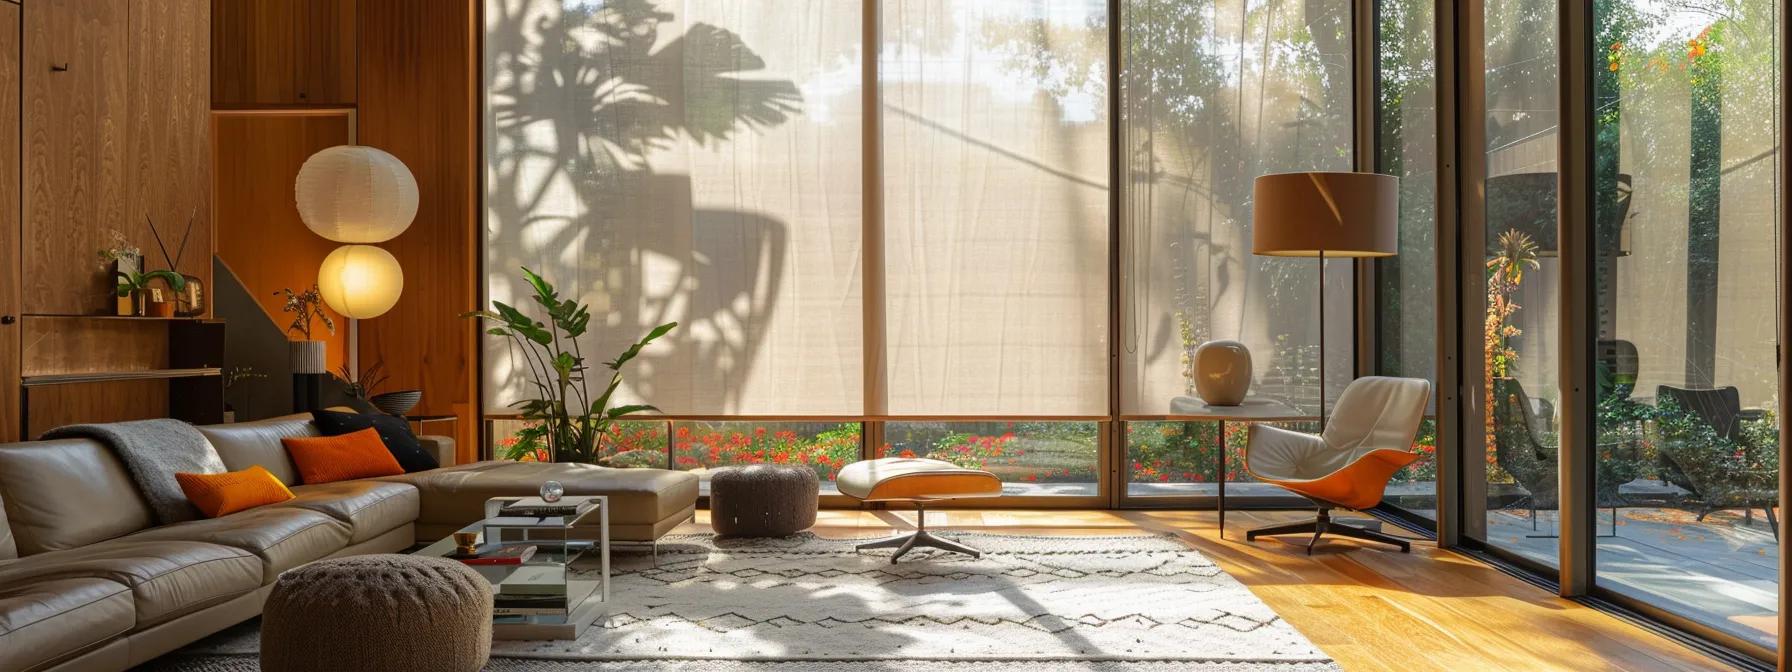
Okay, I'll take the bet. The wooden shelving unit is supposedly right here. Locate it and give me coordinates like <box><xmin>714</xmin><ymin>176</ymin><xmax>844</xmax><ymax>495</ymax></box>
<box><xmin>16</xmin><ymin>316</ymin><xmax>225</xmax><ymax>440</ymax></box>
<box><xmin>22</xmin><ymin>368</ymin><xmax>223</xmax><ymax>386</ymax></box>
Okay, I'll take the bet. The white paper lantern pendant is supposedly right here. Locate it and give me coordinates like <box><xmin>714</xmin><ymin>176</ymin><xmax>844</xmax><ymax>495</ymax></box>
<box><xmin>295</xmin><ymin>145</ymin><xmax>419</xmax><ymax>243</ymax></box>
<box><xmin>318</xmin><ymin>245</ymin><xmax>405</xmax><ymax>319</ymax></box>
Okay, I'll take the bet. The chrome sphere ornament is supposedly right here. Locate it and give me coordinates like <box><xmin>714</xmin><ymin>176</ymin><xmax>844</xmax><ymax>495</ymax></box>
<box><xmin>539</xmin><ymin>480</ymin><xmax>565</xmax><ymax>503</ymax></box>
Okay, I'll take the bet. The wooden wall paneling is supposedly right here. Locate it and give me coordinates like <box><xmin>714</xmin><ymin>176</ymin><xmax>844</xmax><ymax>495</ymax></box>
<box><xmin>213</xmin><ymin>111</ymin><xmax>354</xmax><ymax>370</ymax></box>
<box><xmin>22</xmin><ymin>0</ymin><xmax>129</xmax><ymax>315</ymax></box>
<box><xmin>25</xmin><ymin>379</ymin><xmax>167</xmax><ymax>439</ymax></box>
<box><xmin>299</xmin><ymin>0</ymin><xmax>356</xmax><ymax>106</ymax></box>
<box><xmin>211</xmin><ymin>0</ymin><xmax>356</xmax><ymax>107</ymax></box>
<box><xmin>129</xmin><ymin>0</ymin><xmax>213</xmax><ymax>316</ymax></box>
<box><xmin>0</xmin><ymin>1</ymin><xmax>19</xmax><ymax>440</ymax></box>
<box><xmin>357</xmin><ymin>0</ymin><xmax>479</xmax><ymax>463</ymax></box>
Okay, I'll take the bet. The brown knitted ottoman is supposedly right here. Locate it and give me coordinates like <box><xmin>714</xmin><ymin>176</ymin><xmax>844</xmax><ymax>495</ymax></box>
<box><xmin>709</xmin><ymin>464</ymin><xmax>819</xmax><ymax>537</ymax></box>
<box><xmin>261</xmin><ymin>555</ymin><xmax>492</xmax><ymax>672</ymax></box>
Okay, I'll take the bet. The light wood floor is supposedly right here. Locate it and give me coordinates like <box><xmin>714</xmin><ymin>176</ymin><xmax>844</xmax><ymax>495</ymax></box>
<box><xmin>675</xmin><ymin>508</ymin><xmax>1735</xmax><ymax>672</ymax></box>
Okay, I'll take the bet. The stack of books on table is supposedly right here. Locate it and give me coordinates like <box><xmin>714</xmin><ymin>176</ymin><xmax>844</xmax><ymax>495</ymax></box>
<box><xmin>494</xmin><ymin>566</ymin><xmax>569</xmax><ymax>616</ymax></box>
<box><xmin>499</xmin><ymin>497</ymin><xmax>589</xmax><ymax>518</ymax></box>
<box><xmin>451</xmin><ymin>544</ymin><xmax>537</xmax><ymax>566</ymax></box>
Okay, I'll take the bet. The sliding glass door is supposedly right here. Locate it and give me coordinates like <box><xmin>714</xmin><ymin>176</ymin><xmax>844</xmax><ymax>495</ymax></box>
<box><xmin>1465</xmin><ymin>0</ymin><xmax>1564</xmax><ymax>570</ymax></box>
<box><xmin>1588</xmin><ymin>0</ymin><xmax>1781</xmax><ymax>652</ymax></box>
<box><xmin>1443</xmin><ymin>0</ymin><xmax>1785</xmax><ymax>659</ymax></box>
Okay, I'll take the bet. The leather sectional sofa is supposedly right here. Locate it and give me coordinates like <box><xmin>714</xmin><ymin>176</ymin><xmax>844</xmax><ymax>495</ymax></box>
<box><xmin>0</xmin><ymin>413</ymin><xmax>699</xmax><ymax>672</ymax></box>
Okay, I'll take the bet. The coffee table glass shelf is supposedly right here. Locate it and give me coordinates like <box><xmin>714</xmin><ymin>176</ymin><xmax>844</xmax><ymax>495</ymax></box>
<box><xmin>415</xmin><ymin>495</ymin><xmax>610</xmax><ymax>640</ymax></box>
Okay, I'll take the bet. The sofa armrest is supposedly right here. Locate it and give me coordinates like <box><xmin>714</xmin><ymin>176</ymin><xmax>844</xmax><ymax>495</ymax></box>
<box><xmin>418</xmin><ymin>435</ymin><xmax>457</xmax><ymax>468</ymax></box>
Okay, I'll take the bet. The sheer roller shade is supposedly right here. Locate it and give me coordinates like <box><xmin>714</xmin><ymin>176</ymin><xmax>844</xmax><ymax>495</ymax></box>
<box><xmin>1118</xmin><ymin>0</ymin><xmax>1355</xmax><ymax>416</ymax></box>
<box><xmin>483</xmin><ymin>0</ymin><xmax>865</xmax><ymax>415</ymax></box>
<box><xmin>880</xmin><ymin>0</ymin><xmax>1113</xmax><ymax>416</ymax></box>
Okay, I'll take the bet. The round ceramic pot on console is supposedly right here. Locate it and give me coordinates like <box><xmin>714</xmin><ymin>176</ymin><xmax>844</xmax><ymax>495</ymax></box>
<box><xmin>1192</xmin><ymin>340</ymin><xmax>1252</xmax><ymax>406</ymax></box>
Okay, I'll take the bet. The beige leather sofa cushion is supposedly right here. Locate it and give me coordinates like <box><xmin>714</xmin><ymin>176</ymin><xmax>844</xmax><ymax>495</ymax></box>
<box><xmin>124</xmin><ymin>508</ymin><xmax>351</xmax><ymax>582</ymax></box>
<box><xmin>198</xmin><ymin>414</ymin><xmax>319</xmax><ymax>485</ymax></box>
<box><xmin>380</xmin><ymin>461</ymin><xmax>699</xmax><ymax>528</ymax></box>
<box><xmin>279</xmin><ymin>481</ymin><xmax>420</xmax><ymax>543</ymax></box>
<box><xmin>0</xmin><ymin>495</ymin><xmax>14</xmax><ymax>561</ymax></box>
<box><xmin>0</xmin><ymin>439</ymin><xmax>155</xmax><ymax>555</ymax></box>
<box><xmin>0</xmin><ymin>577</ymin><xmax>135</xmax><ymax>672</ymax></box>
<box><xmin>0</xmin><ymin>540</ymin><xmax>261</xmax><ymax>628</ymax></box>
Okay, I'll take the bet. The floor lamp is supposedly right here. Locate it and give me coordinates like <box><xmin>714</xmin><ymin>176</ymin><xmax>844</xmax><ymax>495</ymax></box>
<box><xmin>1251</xmin><ymin>172</ymin><xmax>1399</xmax><ymax>426</ymax></box>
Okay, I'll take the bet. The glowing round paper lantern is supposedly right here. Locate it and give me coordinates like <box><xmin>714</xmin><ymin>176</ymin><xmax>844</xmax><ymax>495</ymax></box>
<box><xmin>295</xmin><ymin>145</ymin><xmax>419</xmax><ymax>243</ymax></box>
<box><xmin>318</xmin><ymin>245</ymin><xmax>404</xmax><ymax>319</ymax></box>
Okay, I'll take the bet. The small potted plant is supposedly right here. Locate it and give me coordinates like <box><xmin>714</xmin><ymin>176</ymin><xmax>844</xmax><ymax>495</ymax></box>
<box><xmin>333</xmin><ymin>360</ymin><xmax>389</xmax><ymax>400</ymax></box>
<box><xmin>116</xmin><ymin>270</ymin><xmax>186</xmax><ymax>317</ymax></box>
<box><xmin>277</xmin><ymin>284</ymin><xmax>336</xmax><ymax>374</ymax></box>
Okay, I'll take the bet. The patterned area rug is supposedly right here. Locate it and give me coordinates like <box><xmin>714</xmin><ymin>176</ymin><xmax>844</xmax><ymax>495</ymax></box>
<box><xmin>151</xmin><ymin>533</ymin><xmax>1338</xmax><ymax>670</ymax></box>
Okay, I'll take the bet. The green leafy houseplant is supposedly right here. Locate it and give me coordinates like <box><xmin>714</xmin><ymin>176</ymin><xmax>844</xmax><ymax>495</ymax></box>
<box><xmin>117</xmin><ymin>270</ymin><xmax>187</xmax><ymax>315</ymax></box>
<box><xmin>117</xmin><ymin>269</ymin><xmax>186</xmax><ymax>297</ymax></box>
<box><xmin>467</xmin><ymin>268</ymin><xmax>676</xmax><ymax>464</ymax></box>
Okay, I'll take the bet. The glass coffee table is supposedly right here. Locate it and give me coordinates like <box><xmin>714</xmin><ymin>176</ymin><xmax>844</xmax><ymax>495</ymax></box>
<box><xmin>415</xmin><ymin>495</ymin><xmax>610</xmax><ymax>640</ymax></box>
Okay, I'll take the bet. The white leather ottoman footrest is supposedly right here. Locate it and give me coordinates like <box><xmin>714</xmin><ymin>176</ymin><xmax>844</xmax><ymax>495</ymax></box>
<box><xmin>836</xmin><ymin>458</ymin><xmax>1001</xmax><ymax>564</ymax></box>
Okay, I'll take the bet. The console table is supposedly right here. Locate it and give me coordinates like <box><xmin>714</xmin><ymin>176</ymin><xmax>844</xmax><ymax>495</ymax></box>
<box><xmin>1166</xmin><ymin>396</ymin><xmax>1307</xmax><ymax>535</ymax></box>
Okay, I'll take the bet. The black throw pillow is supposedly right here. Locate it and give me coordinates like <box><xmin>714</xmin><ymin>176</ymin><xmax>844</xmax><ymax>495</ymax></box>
<box><xmin>310</xmin><ymin>409</ymin><xmax>439</xmax><ymax>473</ymax></box>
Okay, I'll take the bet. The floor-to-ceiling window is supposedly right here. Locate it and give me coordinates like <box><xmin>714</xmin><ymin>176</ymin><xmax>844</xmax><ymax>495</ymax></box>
<box><xmin>879</xmin><ymin>0</ymin><xmax>1110</xmax><ymax>494</ymax></box>
<box><xmin>1588</xmin><ymin>0</ymin><xmax>1781</xmax><ymax>652</ymax></box>
<box><xmin>481</xmin><ymin>0</ymin><xmax>1111</xmax><ymax>498</ymax></box>
<box><xmin>1373</xmin><ymin>0</ymin><xmax>1439</xmax><ymax>519</ymax></box>
<box><xmin>1471</xmin><ymin>0</ymin><xmax>1563</xmax><ymax>570</ymax></box>
<box><xmin>483</xmin><ymin>0</ymin><xmax>869</xmax><ymax>489</ymax></box>
<box><xmin>1116</xmin><ymin>0</ymin><xmax>1354</xmax><ymax>504</ymax></box>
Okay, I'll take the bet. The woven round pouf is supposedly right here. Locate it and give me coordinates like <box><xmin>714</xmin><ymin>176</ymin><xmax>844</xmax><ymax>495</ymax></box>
<box><xmin>710</xmin><ymin>464</ymin><xmax>820</xmax><ymax>537</ymax></box>
<box><xmin>261</xmin><ymin>555</ymin><xmax>491</xmax><ymax>672</ymax></box>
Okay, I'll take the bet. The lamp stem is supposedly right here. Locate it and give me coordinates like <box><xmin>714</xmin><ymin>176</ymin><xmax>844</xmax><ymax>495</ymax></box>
<box><xmin>1318</xmin><ymin>250</ymin><xmax>1327</xmax><ymax>430</ymax></box>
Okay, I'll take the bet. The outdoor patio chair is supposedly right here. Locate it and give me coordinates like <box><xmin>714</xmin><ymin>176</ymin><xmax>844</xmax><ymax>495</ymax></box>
<box><xmin>1491</xmin><ymin>378</ymin><xmax>1637</xmax><ymax>535</ymax></box>
<box><xmin>1655</xmin><ymin>385</ymin><xmax>1778</xmax><ymax>539</ymax></box>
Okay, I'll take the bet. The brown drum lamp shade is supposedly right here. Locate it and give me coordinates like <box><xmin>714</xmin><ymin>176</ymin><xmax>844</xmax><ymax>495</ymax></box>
<box><xmin>1250</xmin><ymin>171</ymin><xmax>1399</xmax><ymax>423</ymax></box>
<box><xmin>1252</xmin><ymin>171</ymin><xmax>1398</xmax><ymax>258</ymax></box>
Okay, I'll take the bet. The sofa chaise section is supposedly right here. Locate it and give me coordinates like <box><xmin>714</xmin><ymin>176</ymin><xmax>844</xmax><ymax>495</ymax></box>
<box><xmin>380</xmin><ymin>459</ymin><xmax>700</xmax><ymax>542</ymax></box>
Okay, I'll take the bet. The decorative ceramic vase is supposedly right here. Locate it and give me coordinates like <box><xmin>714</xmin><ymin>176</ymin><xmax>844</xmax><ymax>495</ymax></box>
<box><xmin>111</xmin><ymin>257</ymin><xmax>141</xmax><ymax>315</ymax></box>
<box><xmin>115</xmin><ymin>290</ymin><xmax>139</xmax><ymax>316</ymax></box>
<box><xmin>1193</xmin><ymin>340</ymin><xmax>1253</xmax><ymax>406</ymax></box>
<box><xmin>289</xmin><ymin>340</ymin><xmax>327</xmax><ymax>374</ymax></box>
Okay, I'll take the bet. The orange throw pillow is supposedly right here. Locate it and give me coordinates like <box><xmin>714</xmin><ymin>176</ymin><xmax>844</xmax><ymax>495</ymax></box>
<box><xmin>176</xmin><ymin>466</ymin><xmax>295</xmax><ymax>518</ymax></box>
<box><xmin>282</xmin><ymin>427</ymin><xmax>405</xmax><ymax>484</ymax></box>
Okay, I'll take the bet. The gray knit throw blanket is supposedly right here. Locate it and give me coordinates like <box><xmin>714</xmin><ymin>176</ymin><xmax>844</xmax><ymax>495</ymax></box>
<box><xmin>44</xmin><ymin>419</ymin><xmax>225</xmax><ymax>524</ymax></box>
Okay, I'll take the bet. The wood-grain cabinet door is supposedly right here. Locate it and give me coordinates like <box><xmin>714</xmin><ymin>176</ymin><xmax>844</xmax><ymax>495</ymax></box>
<box><xmin>22</xmin><ymin>0</ymin><xmax>129</xmax><ymax>316</ymax></box>
<box><xmin>130</xmin><ymin>0</ymin><xmax>213</xmax><ymax>312</ymax></box>
<box><xmin>212</xmin><ymin>0</ymin><xmax>355</xmax><ymax>106</ymax></box>
<box><xmin>1</xmin><ymin>1</ymin><xmax>20</xmax><ymax>441</ymax></box>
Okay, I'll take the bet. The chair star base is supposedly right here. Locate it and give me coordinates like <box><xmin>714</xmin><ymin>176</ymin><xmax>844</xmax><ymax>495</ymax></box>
<box><xmin>856</xmin><ymin>527</ymin><xmax>983</xmax><ymax>564</ymax></box>
<box><xmin>1246</xmin><ymin>507</ymin><xmax>1410</xmax><ymax>554</ymax></box>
